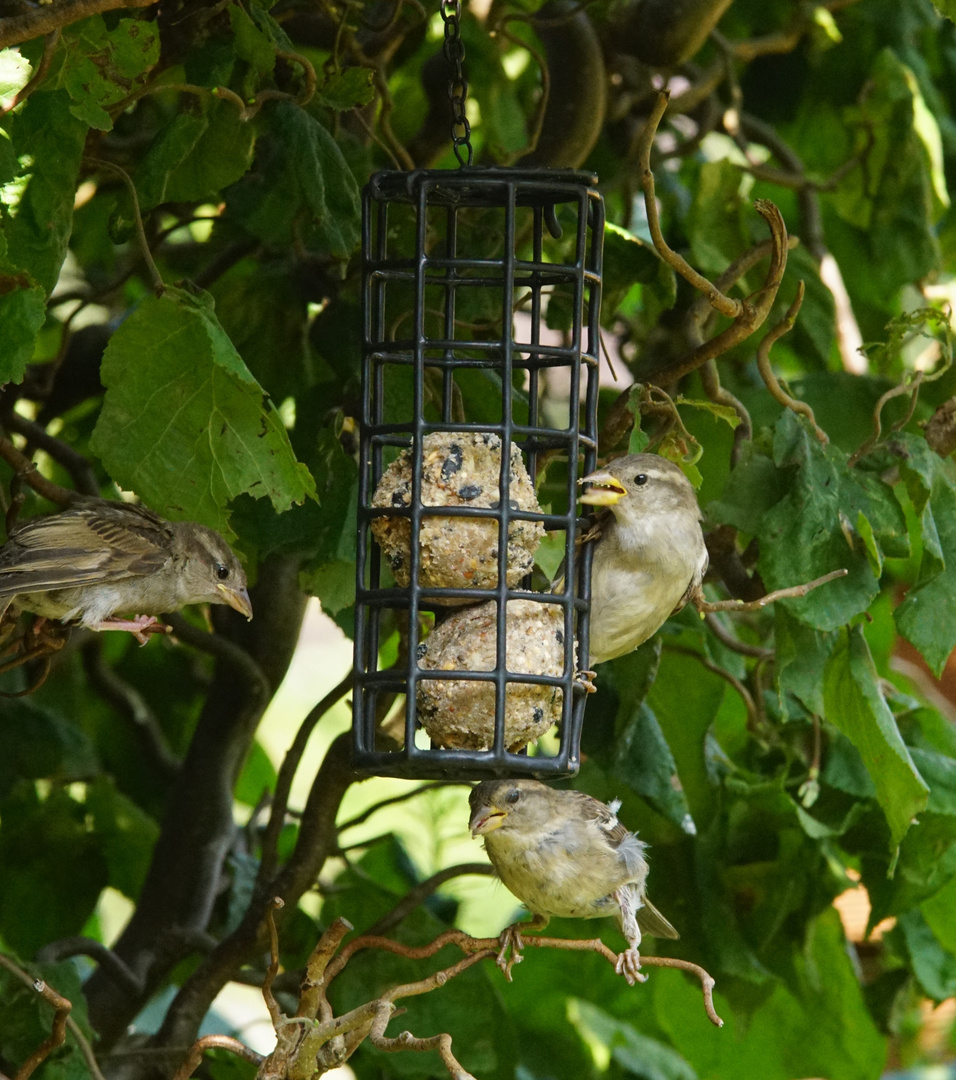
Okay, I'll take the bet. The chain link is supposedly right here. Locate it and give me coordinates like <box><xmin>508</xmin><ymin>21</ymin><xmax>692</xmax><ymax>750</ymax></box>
<box><xmin>440</xmin><ymin>0</ymin><xmax>473</xmax><ymax>166</ymax></box>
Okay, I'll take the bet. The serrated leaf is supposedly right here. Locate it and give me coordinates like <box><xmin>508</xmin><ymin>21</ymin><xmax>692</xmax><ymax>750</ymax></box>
<box><xmin>317</xmin><ymin>66</ymin><xmax>376</xmax><ymax>111</ymax></box>
<box><xmin>0</xmin><ymin>89</ymin><xmax>87</xmax><ymax>293</ymax></box>
<box><xmin>0</xmin><ymin>278</ymin><xmax>45</xmax><ymax>384</ymax></box>
<box><xmin>774</xmin><ymin>606</ymin><xmax>837</xmax><ymax>719</ymax></box>
<box><xmin>91</xmin><ymin>288</ymin><xmax>316</xmax><ymax>537</ymax></box>
<box><xmin>674</xmin><ymin>396</ymin><xmax>742</xmax><ymax>429</ymax></box>
<box><xmin>58</xmin><ymin>17</ymin><xmax>159</xmax><ymax>131</ymax></box>
<box><xmin>225</xmin><ymin>101</ymin><xmax>360</xmax><ymax>258</ymax></box>
<box><xmin>823</xmin><ymin>625</ymin><xmax>928</xmax><ymax>848</ymax></box>
<box><xmin>895</xmin><ymin>463</ymin><xmax>956</xmax><ymax>675</ymax></box>
<box><xmin>757</xmin><ymin>411</ymin><xmax>905</xmax><ymax>630</ymax></box>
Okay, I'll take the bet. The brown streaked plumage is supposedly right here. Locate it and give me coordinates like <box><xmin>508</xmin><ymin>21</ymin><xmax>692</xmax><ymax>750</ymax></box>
<box><xmin>0</xmin><ymin>499</ymin><xmax>252</xmax><ymax>642</ymax></box>
<box><xmin>469</xmin><ymin>779</ymin><xmax>677</xmax><ymax>984</ymax></box>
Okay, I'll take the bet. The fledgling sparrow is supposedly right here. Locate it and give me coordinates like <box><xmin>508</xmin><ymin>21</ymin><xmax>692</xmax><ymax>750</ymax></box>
<box><xmin>469</xmin><ymin>779</ymin><xmax>677</xmax><ymax>984</ymax></box>
<box><xmin>0</xmin><ymin>499</ymin><xmax>252</xmax><ymax>642</ymax></box>
<box><xmin>578</xmin><ymin>453</ymin><xmax>707</xmax><ymax>665</ymax></box>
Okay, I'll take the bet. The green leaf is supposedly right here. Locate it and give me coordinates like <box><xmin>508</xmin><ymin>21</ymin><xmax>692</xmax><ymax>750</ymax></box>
<box><xmin>674</xmin><ymin>396</ymin><xmax>742</xmax><ymax>429</ymax></box>
<box><xmin>225</xmin><ymin>101</ymin><xmax>360</xmax><ymax>258</ymax></box>
<box><xmin>86</xmin><ymin>777</ymin><xmax>160</xmax><ymax>899</ymax></box>
<box><xmin>0</xmin><ymin>785</ymin><xmax>107</xmax><ymax>955</ymax></box>
<box><xmin>757</xmin><ymin>410</ymin><xmax>906</xmax><ymax>629</ymax></box>
<box><xmin>58</xmin><ymin>17</ymin><xmax>160</xmax><ymax>131</ymax></box>
<box><xmin>91</xmin><ymin>288</ymin><xmax>316</xmax><ymax>536</ymax></box>
<box><xmin>0</xmin><ymin>699</ymin><xmax>100</xmax><ymax>800</ymax></box>
<box><xmin>895</xmin><ymin>463</ymin><xmax>956</xmax><ymax>675</ymax></box>
<box><xmin>317</xmin><ymin>66</ymin><xmax>376</xmax><ymax>111</ymax></box>
<box><xmin>230</xmin><ymin>5</ymin><xmax>276</xmax><ymax>76</ymax></box>
<box><xmin>0</xmin><ymin>48</ymin><xmax>32</xmax><ymax>110</ymax></box>
<box><xmin>0</xmin><ymin>89</ymin><xmax>87</xmax><ymax>293</ymax></box>
<box><xmin>614</xmin><ymin>703</ymin><xmax>696</xmax><ymax>834</ymax></box>
<box><xmin>822</xmin><ymin>625</ymin><xmax>928</xmax><ymax>848</ymax></box>
<box><xmin>932</xmin><ymin>0</ymin><xmax>956</xmax><ymax>21</ymax></box>
<box><xmin>602</xmin><ymin>222</ymin><xmax>675</xmax><ymax>321</ymax></box>
<box><xmin>568</xmin><ymin>998</ymin><xmax>697</xmax><ymax>1080</ymax></box>
<box><xmin>898</xmin><ymin>908</ymin><xmax>956</xmax><ymax>1000</ymax></box>
<box><xmin>774</xmin><ymin>606</ymin><xmax>837</xmax><ymax>719</ymax></box>
<box><xmin>0</xmin><ymin>959</ymin><xmax>94</xmax><ymax>1080</ymax></box>
<box><xmin>686</xmin><ymin>156</ymin><xmax>751</xmax><ymax>274</ymax></box>
<box><xmin>0</xmin><ymin>278</ymin><xmax>45</xmax><ymax>384</ymax></box>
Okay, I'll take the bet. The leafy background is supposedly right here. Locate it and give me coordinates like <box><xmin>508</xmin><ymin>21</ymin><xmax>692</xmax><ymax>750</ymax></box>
<box><xmin>3</xmin><ymin>0</ymin><xmax>956</xmax><ymax>1077</ymax></box>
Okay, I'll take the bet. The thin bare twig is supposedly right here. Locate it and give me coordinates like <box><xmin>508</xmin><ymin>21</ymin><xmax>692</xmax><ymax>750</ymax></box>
<box><xmin>3</xmin><ymin>412</ymin><xmax>100</xmax><ymax>496</ymax></box>
<box><xmin>85</xmin><ymin>159</ymin><xmax>163</xmax><ymax>294</ymax></box>
<box><xmin>755</xmin><ymin>282</ymin><xmax>828</xmax><ymax>445</ymax></box>
<box><xmin>259</xmin><ymin>667</ymin><xmax>354</xmax><ymax>884</ymax></box>
<box><xmin>847</xmin><ymin>373</ymin><xmax>924</xmax><ymax>467</ymax></box>
<box><xmin>367</xmin><ymin>863</ymin><xmax>497</xmax><ymax>936</ymax></box>
<box><xmin>262</xmin><ymin>898</ymin><xmax>284</xmax><ymax>1029</ymax></box>
<box><xmin>0</xmin><ymin>434</ymin><xmax>75</xmax><ymax>508</ymax></box>
<box><xmin>337</xmin><ymin>781</ymin><xmax>460</xmax><ymax>833</ymax></box>
<box><xmin>35</xmin><ymin>935</ymin><xmax>141</xmax><ymax>996</ymax></box>
<box><xmin>693</xmin><ymin>569</ymin><xmax>848</xmax><ymax>614</ymax></box>
<box><xmin>704</xmin><ymin>613</ymin><xmax>773</xmax><ymax>659</ymax></box>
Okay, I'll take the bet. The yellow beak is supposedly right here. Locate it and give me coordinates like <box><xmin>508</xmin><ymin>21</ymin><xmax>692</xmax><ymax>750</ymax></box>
<box><xmin>579</xmin><ymin>469</ymin><xmax>627</xmax><ymax>507</ymax></box>
<box><xmin>469</xmin><ymin>803</ymin><xmax>507</xmax><ymax>837</ymax></box>
<box><xmin>218</xmin><ymin>582</ymin><xmax>254</xmax><ymax>621</ymax></box>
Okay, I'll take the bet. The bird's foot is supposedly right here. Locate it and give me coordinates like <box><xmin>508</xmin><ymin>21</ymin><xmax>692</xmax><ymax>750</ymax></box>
<box><xmin>614</xmin><ymin>948</ymin><xmax>648</xmax><ymax>986</ymax></box>
<box><xmin>496</xmin><ymin>924</ymin><xmax>526</xmax><ymax>982</ymax></box>
<box><xmin>92</xmin><ymin>615</ymin><xmax>172</xmax><ymax>645</ymax></box>
<box><xmin>574</xmin><ymin>669</ymin><xmax>598</xmax><ymax>694</ymax></box>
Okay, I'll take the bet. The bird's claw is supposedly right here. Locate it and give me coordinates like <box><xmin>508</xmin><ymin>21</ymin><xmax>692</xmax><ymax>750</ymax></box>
<box><xmin>574</xmin><ymin>669</ymin><xmax>597</xmax><ymax>694</ymax></box>
<box><xmin>496</xmin><ymin>925</ymin><xmax>526</xmax><ymax>982</ymax></box>
<box><xmin>614</xmin><ymin>948</ymin><xmax>647</xmax><ymax>986</ymax></box>
<box><xmin>92</xmin><ymin>615</ymin><xmax>172</xmax><ymax>645</ymax></box>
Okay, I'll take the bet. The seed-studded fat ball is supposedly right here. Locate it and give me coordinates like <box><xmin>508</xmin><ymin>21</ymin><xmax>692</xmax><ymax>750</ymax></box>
<box><xmin>371</xmin><ymin>432</ymin><xmax>544</xmax><ymax>603</ymax></box>
<box><xmin>416</xmin><ymin>599</ymin><xmax>570</xmax><ymax>751</ymax></box>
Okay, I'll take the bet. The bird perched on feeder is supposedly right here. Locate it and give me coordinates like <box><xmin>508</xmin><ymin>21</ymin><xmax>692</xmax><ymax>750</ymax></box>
<box><xmin>578</xmin><ymin>453</ymin><xmax>707</xmax><ymax>665</ymax></box>
<box><xmin>0</xmin><ymin>498</ymin><xmax>252</xmax><ymax>643</ymax></box>
<box><xmin>469</xmin><ymin>779</ymin><xmax>678</xmax><ymax>984</ymax></box>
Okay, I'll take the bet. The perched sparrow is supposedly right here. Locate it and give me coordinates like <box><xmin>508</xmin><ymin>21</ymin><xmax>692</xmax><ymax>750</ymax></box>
<box><xmin>0</xmin><ymin>499</ymin><xmax>252</xmax><ymax>642</ymax></box>
<box><xmin>469</xmin><ymin>779</ymin><xmax>677</xmax><ymax>984</ymax></box>
<box><xmin>578</xmin><ymin>454</ymin><xmax>707</xmax><ymax>665</ymax></box>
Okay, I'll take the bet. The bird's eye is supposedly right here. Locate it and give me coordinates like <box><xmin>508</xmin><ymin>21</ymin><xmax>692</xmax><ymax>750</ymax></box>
<box><xmin>506</xmin><ymin>789</ymin><xmax>520</xmax><ymax>804</ymax></box>
<box><xmin>633</xmin><ymin>474</ymin><xmax>648</xmax><ymax>486</ymax></box>
<box><xmin>215</xmin><ymin>563</ymin><xmax>230</xmax><ymax>580</ymax></box>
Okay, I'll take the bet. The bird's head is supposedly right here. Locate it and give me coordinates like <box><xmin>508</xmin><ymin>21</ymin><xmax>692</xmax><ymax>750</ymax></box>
<box><xmin>175</xmin><ymin>523</ymin><xmax>253</xmax><ymax>620</ymax></box>
<box><xmin>578</xmin><ymin>454</ymin><xmax>700</xmax><ymax>522</ymax></box>
<box><xmin>468</xmin><ymin>779</ymin><xmax>555</xmax><ymax>836</ymax></box>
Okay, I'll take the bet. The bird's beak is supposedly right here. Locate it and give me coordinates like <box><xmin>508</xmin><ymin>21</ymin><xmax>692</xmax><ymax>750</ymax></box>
<box><xmin>469</xmin><ymin>802</ymin><xmax>507</xmax><ymax>837</ymax></box>
<box><xmin>218</xmin><ymin>583</ymin><xmax>254</xmax><ymax>621</ymax></box>
<box><xmin>579</xmin><ymin>469</ymin><xmax>628</xmax><ymax>506</ymax></box>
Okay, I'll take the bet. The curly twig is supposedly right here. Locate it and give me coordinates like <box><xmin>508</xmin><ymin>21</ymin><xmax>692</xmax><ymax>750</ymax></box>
<box><xmin>755</xmin><ymin>281</ymin><xmax>828</xmax><ymax>444</ymax></box>
<box><xmin>847</xmin><ymin>372</ymin><xmax>924</xmax><ymax>467</ymax></box>
<box><xmin>171</xmin><ymin>1035</ymin><xmax>264</xmax><ymax>1080</ymax></box>
<box><xmin>367</xmin><ymin>863</ymin><xmax>497</xmax><ymax>936</ymax></box>
<box><xmin>0</xmin><ymin>953</ymin><xmax>105</xmax><ymax>1080</ymax></box>
<box><xmin>638</xmin><ymin>91</ymin><xmax>742</xmax><ymax>321</ymax></box>
<box><xmin>86</xmin><ymin>158</ymin><xmax>163</xmax><ymax>294</ymax></box>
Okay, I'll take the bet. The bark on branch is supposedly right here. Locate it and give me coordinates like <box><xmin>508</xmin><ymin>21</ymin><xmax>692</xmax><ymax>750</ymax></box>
<box><xmin>0</xmin><ymin>0</ymin><xmax>159</xmax><ymax>48</ymax></box>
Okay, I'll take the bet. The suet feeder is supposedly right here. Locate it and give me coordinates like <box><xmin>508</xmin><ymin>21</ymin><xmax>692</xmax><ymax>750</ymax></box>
<box><xmin>352</xmin><ymin>165</ymin><xmax>604</xmax><ymax>780</ymax></box>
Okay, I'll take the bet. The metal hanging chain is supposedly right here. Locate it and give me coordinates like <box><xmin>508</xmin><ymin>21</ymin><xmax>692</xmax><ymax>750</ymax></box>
<box><xmin>440</xmin><ymin>0</ymin><xmax>474</xmax><ymax>166</ymax></box>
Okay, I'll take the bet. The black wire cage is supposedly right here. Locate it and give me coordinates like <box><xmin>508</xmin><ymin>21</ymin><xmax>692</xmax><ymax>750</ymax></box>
<box><xmin>353</xmin><ymin>167</ymin><xmax>604</xmax><ymax>779</ymax></box>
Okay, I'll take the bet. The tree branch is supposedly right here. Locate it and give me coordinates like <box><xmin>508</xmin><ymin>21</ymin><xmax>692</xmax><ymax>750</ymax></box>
<box><xmin>0</xmin><ymin>0</ymin><xmax>159</xmax><ymax>48</ymax></box>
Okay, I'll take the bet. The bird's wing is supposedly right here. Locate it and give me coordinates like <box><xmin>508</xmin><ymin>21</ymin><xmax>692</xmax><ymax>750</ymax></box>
<box><xmin>637</xmin><ymin>897</ymin><xmax>679</xmax><ymax>940</ymax></box>
<box><xmin>0</xmin><ymin>503</ymin><xmax>172</xmax><ymax>596</ymax></box>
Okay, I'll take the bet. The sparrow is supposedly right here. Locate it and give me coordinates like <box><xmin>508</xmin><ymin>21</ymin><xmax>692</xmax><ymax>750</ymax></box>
<box><xmin>469</xmin><ymin>779</ymin><xmax>678</xmax><ymax>984</ymax></box>
<box><xmin>0</xmin><ymin>499</ymin><xmax>252</xmax><ymax>642</ymax></box>
<box><xmin>578</xmin><ymin>453</ymin><xmax>708</xmax><ymax>665</ymax></box>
